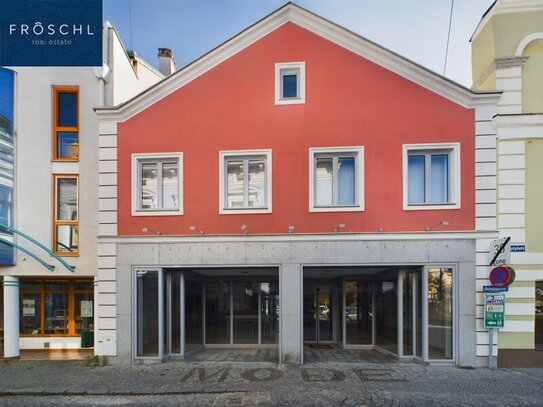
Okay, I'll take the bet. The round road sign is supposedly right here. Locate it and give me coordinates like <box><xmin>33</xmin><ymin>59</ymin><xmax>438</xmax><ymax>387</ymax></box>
<box><xmin>489</xmin><ymin>266</ymin><xmax>513</xmax><ymax>286</ymax></box>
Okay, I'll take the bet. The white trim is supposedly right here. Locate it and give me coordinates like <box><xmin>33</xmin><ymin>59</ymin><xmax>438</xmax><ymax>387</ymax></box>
<box><xmin>95</xmin><ymin>4</ymin><xmax>500</xmax><ymax>123</ymax></box>
<box><xmin>219</xmin><ymin>149</ymin><xmax>272</xmax><ymax>214</ymax></box>
<box><xmin>131</xmin><ymin>152</ymin><xmax>184</xmax><ymax>216</ymax></box>
<box><xmin>515</xmin><ymin>32</ymin><xmax>543</xmax><ymax>56</ymax></box>
<box><xmin>402</xmin><ymin>143</ymin><xmax>461</xmax><ymax>211</ymax></box>
<box><xmin>275</xmin><ymin>62</ymin><xmax>305</xmax><ymax>105</ymax></box>
<box><xmin>308</xmin><ymin>146</ymin><xmax>365</xmax><ymax>212</ymax></box>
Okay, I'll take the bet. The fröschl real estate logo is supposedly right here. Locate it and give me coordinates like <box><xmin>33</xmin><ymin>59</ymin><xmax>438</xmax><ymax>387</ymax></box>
<box><xmin>0</xmin><ymin>0</ymin><xmax>103</xmax><ymax>67</ymax></box>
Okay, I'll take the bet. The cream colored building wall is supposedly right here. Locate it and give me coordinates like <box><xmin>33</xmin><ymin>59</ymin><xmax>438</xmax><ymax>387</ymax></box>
<box><xmin>472</xmin><ymin>0</ymin><xmax>543</xmax><ymax>354</ymax></box>
<box><xmin>2</xmin><ymin>67</ymin><xmax>101</xmax><ymax>278</ymax></box>
<box><xmin>521</xmin><ymin>41</ymin><xmax>543</xmax><ymax>113</ymax></box>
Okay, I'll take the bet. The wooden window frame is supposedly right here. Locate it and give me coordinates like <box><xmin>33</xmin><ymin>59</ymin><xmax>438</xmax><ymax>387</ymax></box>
<box><xmin>53</xmin><ymin>174</ymin><xmax>79</xmax><ymax>256</ymax></box>
<box><xmin>19</xmin><ymin>279</ymin><xmax>94</xmax><ymax>337</ymax></box>
<box><xmin>52</xmin><ymin>86</ymin><xmax>79</xmax><ymax>161</ymax></box>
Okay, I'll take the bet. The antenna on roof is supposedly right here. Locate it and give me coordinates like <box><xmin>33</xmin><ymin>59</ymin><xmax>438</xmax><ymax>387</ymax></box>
<box><xmin>443</xmin><ymin>0</ymin><xmax>455</xmax><ymax>76</ymax></box>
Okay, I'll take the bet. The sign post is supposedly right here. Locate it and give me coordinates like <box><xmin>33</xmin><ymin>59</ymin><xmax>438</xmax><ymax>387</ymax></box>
<box><xmin>484</xmin><ymin>291</ymin><xmax>505</xmax><ymax>370</ymax></box>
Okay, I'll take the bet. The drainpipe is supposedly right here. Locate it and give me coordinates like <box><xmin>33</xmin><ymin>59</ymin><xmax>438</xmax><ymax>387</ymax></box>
<box><xmin>94</xmin><ymin>22</ymin><xmax>112</xmax><ymax>107</ymax></box>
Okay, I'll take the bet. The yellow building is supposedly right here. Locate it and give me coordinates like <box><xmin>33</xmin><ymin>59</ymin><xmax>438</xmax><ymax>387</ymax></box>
<box><xmin>472</xmin><ymin>0</ymin><xmax>543</xmax><ymax>367</ymax></box>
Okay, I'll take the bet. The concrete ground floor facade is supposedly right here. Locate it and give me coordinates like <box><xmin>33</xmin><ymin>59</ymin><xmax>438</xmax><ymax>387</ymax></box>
<box><xmin>95</xmin><ymin>234</ymin><xmax>490</xmax><ymax>367</ymax></box>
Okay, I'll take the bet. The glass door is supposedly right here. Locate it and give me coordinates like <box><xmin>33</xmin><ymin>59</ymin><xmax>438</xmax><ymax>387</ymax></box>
<box><xmin>303</xmin><ymin>286</ymin><xmax>334</xmax><ymax>343</ymax></box>
<box><xmin>344</xmin><ymin>280</ymin><xmax>373</xmax><ymax>345</ymax></box>
<box><xmin>317</xmin><ymin>290</ymin><xmax>333</xmax><ymax>342</ymax></box>
<box><xmin>184</xmin><ymin>273</ymin><xmax>203</xmax><ymax>354</ymax></box>
<box><xmin>375</xmin><ymin>278</ymin><xmax>398</xmax><ymax>354</ymax></box>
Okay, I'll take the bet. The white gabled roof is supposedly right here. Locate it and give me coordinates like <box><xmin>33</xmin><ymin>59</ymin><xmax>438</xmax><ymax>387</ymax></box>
<box><xmin>95</xmin><ymin>2</ymin><xmax>500</xmax><ymax>121</ymax></box>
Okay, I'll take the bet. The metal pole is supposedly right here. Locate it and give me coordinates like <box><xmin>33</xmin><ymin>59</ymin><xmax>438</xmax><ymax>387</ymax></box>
<box><xmin>488</xmin><ymin>328</ymin><xmax>494</xmax><ymax>370</ymax></box>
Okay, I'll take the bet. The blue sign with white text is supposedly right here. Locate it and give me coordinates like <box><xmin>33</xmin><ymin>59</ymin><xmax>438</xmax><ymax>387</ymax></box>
<box><xmin>0</xmin><ymin>0</ymin><xmax>103</xmax><ymax>67</ymax></box>
<box><xmin>511</xmin><ymin>244</ymin><xmax>526</xmax><ymax>253</ymax></box>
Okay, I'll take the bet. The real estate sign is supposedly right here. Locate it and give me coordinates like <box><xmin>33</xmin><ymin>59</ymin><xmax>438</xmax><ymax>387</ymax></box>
<box><xmin>484</xmin><ymin>293</ymin><xmax>505</xmax><ymax>328</ymax></box>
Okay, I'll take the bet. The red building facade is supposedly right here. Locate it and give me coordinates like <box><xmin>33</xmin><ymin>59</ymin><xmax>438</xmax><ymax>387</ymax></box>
<box><xmin>95</xmin><ymin>4</ymin><xmax>500</xmax><ymax>366</ymax></box>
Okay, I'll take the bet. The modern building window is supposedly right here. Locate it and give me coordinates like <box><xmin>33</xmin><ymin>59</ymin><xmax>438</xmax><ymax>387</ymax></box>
<box><xmin>53</xmin><ymin>175</ymin><xmax>79</xmax><ymax>256</ymax></box>
<box><xmin>219</xmin><ymin>150</ymin><xmax>272</xmax><ymax>214</ymax></box>
<box><xmin>53</xmin><ymin>86</ymin><xmax>79</xmax><ymax>160</ymax></box>
<box><xmin>19</xmin><ymin>279</ymin><xmax>93</xmax><ymax>336</ymax></box>
<box><xmin>275</xmin><ymin>62</ymin><xmax>305</xmax><ymax>104</ymax></box>
<box><xmin>309</xmin><ymin>147</ymin><xmax>364</xmax><ymax>212</ymax></box>
<box><xmin>403</xmin><ymin>143</ymin><xmax>460</xmax><ymax>210</ymax></box>
<box><xmin>132</xmin><ymin>153</ymin><xmax>183</xmax><ymax>216</ymax></box>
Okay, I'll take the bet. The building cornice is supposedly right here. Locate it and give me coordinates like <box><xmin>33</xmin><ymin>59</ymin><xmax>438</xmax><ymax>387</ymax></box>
<box><xmin>99</xmin><ymin>231</ymin><xmax>497</xmax><ymax>244</ymax></box>
<box><xmin>495</xmin><ymin>56</ymin><xmax>530</xmax><ymax>68</ymax></box>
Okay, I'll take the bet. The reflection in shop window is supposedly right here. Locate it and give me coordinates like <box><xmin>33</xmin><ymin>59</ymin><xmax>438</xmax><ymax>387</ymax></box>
<box><xmin>19</xmin><ymin>279</ymin><xmax>93</xmax><ymax>336</ymax></box>
<box><xmin>427</xmin><ymin>267</ymin><xmax>453</xmax><ymax>359</ymax></box>
<box><xmin>136</xmin><ymin>270</ymin><xmax>159</xmax><ymax>357</ymax></box>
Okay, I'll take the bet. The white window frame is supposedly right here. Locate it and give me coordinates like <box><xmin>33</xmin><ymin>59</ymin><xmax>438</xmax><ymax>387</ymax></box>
<box><xmin>275</xmin><ymin>62</ymin><xmax>305</xmax><ymax>105</ymax></box>
<box><xmin>402</xmin><ymin>143</ymin><xmax>460</xmax><ymax>211</ymax></box>
<box><xmin>309</xmin><ymin>146</ymin><xmax>365</xmax><ymax>213</ymax></box>
<box><xmin>132</xmin><ymin>152</ymin><xmax>183</xmax><ymax>216</ymax></box>
<box><xmin>219</xmin><ymin>149</ymin><xmax>272</xmax><ymax>214</ymax></box>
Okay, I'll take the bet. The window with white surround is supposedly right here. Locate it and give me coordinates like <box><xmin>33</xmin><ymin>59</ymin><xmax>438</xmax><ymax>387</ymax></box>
<box><xmin>220</xmin><ymin>150</ymin><xmax>272</xmax><ymax>214</ymax></box>
<box><xmin>309</xmin><ymin>147</ymin><xmax>364</xmax><ymax>212</ymax></box>
<box><xmin>275</xmin><ymin>62</ymin><xmax>305</xmax><ymax>105</ymax></box>
<box><xmin>132</xmin><ymin>153</ymin><xmax>183</xmax><ymax>216</ymax></box>
<box><xmin>403</xmin><ymin>143</ymin><xmax>460</xmax><ymax>210</ymax></box>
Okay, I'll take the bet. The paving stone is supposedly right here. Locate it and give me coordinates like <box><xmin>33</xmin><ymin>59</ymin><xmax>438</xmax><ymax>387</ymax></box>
<box><xmin>0</xmin><ymin>358</ymin><xmax>542</xmax><ymax>406</ymax></box>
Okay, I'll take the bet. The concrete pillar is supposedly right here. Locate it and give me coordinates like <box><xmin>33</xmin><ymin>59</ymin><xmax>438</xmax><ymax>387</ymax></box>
<box><xmin>280</xmin><ymin>264</ymin><xmax>302</xmax><ymax>364</ymax></box>
<box><xmin>3</xmin><ymin>276</ymin><xmax>19</xmax><ymax>358</ymax></box>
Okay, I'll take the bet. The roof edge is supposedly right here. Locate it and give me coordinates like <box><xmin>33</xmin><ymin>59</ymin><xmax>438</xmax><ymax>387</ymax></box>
<box><xmin>95</xmin><ymin>3</ymin><xmax>502</xmax><ymax>121</ymax></box>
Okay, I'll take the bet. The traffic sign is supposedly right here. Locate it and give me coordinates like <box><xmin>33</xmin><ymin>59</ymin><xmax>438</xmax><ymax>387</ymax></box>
<box><xmin>511</xmin><ymin>244</ymin><xmax>526</xmax><ymax>253</ymax></box>
<box><xmin>483</xmin><ymin>285</ymin><xmax>509</xmax><ymax>293</ymax></box>
<box><xmin>490</xmin><ymin>237</ymin><xmax>511</xmax><ymax>266</ymax></box>
<box><xmin>489</xmin><ymin>266</ymin><xmax>513</xmax><ymax>286</ymax></box>
<box><xmin>484</xmin><ymin>293</ymin><xmax>505</xmax><ymax>328</ymax></box>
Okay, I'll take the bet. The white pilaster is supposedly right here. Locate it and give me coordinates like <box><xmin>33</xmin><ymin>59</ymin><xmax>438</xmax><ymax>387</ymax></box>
<box><xmin>3</xmin><ymin>276</ymin><xmax>19</xmax><ymax>358</ymax></box>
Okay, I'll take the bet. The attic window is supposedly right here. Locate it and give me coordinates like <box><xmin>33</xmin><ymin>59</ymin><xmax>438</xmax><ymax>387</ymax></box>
<box><xmin>275</xmin><ymin>62</ymin><xmax>305</xmax><ymax>105</ymax></box>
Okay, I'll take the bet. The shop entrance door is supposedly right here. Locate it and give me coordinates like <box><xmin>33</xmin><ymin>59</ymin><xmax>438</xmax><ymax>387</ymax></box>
<box><xmin>304</xmin><ymin>288</ymin><xmax>334</xmax><ymax>343</ymax></box>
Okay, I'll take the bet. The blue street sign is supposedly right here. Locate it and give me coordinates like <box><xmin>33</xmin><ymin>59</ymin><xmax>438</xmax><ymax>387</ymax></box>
<box><xmin>483</xmin><ymin>285</ymin><xmax>509</xmax><ymax>293</ymax></box>
<box><xmin>511</xmin><ymin>244</ymin><xmax>526</xmax><ymax>252</ymax></box>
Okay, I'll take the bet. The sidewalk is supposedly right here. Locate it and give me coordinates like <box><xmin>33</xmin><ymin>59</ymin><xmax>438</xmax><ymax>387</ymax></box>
<box><xmin>0</xmin><ymin>358</ymin><xmax>542</xmax><ymax>405</ymax></box>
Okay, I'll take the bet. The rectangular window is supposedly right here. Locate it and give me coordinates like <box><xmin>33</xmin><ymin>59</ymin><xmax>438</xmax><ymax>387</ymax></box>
<box><xmin>309</xmin><ymin>147</ymin><xmax>364</xmax><ymax>212</ymax></box>
<box><xmin>275</xmin><ymin>62</ymin><xmax>305</xmax><ymax>104</ymax></box>
<box><xmin>53</xmin><ymin>175</ymin><xmax>79</xmax><ymax>256</ymax></box>
<box><xmin>132</xmin><ymin>153</ymin><xmax>183</xmax><ymax>216</ymax></box>
<box><xmin>19</xmin><ymin>279</ymin><xmax>93</xmax><ymax>336</ymax></box>
<box><xmin>220</xmin><ymin>150</ymin><xmax>272</xmax><ymax>213</ymax></box>
<box><xmin>53</xmin><ymin>87</ymin><xmax>79</xmax><ymax>160</ymax></box>
<box><xmin>403</xmin><ymin>143</ymin><xmax>460</xmax><ymax>210</ymax></box>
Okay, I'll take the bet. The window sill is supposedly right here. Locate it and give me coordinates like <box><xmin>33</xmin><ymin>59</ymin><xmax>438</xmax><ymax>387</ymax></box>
<box><xmin>132</xmin><ymin>210</ymin><xmax>183</xmax><ymax>217</ymax></box>
<box><xmin>403</xmin><ymin>203</ymin><xmax>460</xmax><ymax>211</ymax></box>
<box><xmin>54</xmin><ymin>252</ymin><xmax>79</xmax><ymax>257</ymax></box>
<box><xmin>310</xmin><ymin>206</ymin><xmax>364</xmax><ymax>213</ymax></box>
<box><xmin>52</xmin><ymin>158</ymin><xmax>79</xmax><ymax>162</ymax></box>
<box><xmin>20</xmin><ymin>334</ymin><xmax>82</xmax><ymax>337</ymax></box>
<box><xmin>219</xmin><ymin>207</ymin><xmax>272</xmax><ymax>215</ymax></box>
<box><xmin>275</xmin><ymin>97</ymin><xmax>305</xmax><ymax>105</ymax></box>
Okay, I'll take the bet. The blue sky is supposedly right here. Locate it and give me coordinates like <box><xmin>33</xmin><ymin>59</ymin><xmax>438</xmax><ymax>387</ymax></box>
<box><xmin>103</xmin><ymin>0</ymin><xmax>495</xmax><ymax>87</ymax></box>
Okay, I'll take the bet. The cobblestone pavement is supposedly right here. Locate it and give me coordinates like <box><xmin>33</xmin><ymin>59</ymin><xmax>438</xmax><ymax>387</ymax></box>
<box><xmin>0</xmin><ymin>358</ymin><xmax>542</xmax><ymax>406</ymax></box>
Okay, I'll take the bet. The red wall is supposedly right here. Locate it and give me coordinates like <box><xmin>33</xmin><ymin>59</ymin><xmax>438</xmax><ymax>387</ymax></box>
<box><xmin>117</xmin><ymin>23</ymin><xmax>475</xmax><ymax>236</ymax></box>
